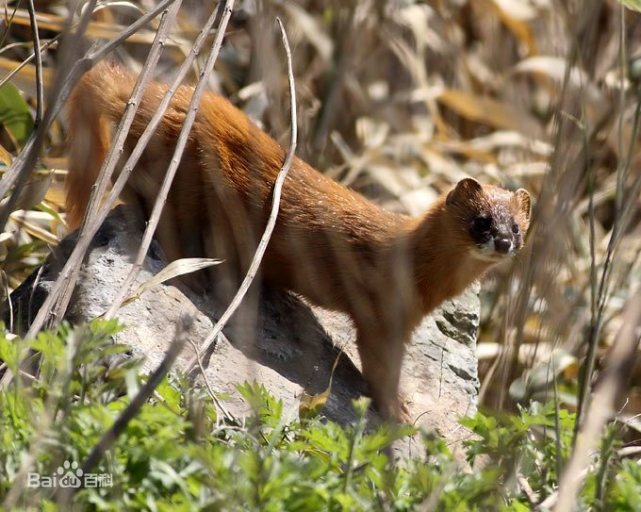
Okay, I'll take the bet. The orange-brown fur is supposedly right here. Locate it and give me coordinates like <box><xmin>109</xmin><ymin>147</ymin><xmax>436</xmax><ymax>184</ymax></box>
<box><xmin>66</xmin><ymin>62</ymin><xmax>531</xmax><ymax>420</ymax></box>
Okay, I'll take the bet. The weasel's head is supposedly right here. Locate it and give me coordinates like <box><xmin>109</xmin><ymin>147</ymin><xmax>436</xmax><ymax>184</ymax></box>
<box><xmin>445</xmin><ymin>178</ymin><xmax>532</xmax><ymax>263</ymax></box>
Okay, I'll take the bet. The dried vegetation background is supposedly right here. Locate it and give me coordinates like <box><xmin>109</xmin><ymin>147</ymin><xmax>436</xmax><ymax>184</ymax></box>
<box><xmin>1</xmin><ymin>0</ymin><xmax>641</xmax><ymax>428</ymax></box>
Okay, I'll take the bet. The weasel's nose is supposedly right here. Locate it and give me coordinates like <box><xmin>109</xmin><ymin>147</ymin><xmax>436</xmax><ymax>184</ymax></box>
<box><xmin>494</xmin><ymin>238</ymin><xmax>512</xmax><ymax>254</ymax></box>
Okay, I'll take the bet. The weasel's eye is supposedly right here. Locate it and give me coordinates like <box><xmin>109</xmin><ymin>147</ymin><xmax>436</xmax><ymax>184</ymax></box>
<box><xmin>511</xmin><ymin>223</ymin><xmax>520</xmax><ymax>234</ymax></box>
<box><xmin>473</xmin><ymin>216</ymin><xmax>492</xmax><ymax>232</ymax></box>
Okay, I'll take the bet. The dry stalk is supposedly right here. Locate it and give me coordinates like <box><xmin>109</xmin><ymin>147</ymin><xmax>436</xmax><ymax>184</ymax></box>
<box><xmin>0</xmin><ymin>36</ymin><xmax>59</xmax><ymax>90</ymax></box>
<box><xmin>576</xmin><ymin>4</ymin><xmax>641</xmax><ymax>435</ymax></box>
<box><xmin>0</xmin><ymin>1</ymin><xmax>180</xmax><ymax>388</ymax></box>
<box><xmin>25</xmin><ymin>0</ymin><xmax>43</xmax><ymax>127</ymax></box>
<box><xmin>187</xmin><ymin>339</ymin><xmax>236</xmax><ymax>425</ymax></box>
<box><xmin>0</xmin><ymin>0</ymin><xmax>176</xmax><ymax>227</ymax></box>
<box><xmin>501</xmin><ymin>0</ymin><xmax>604</xmax><ymax>411</ymax></box>
<box><xmin>16</xmin><ymin>2</ymin><xmax>178</xmax><ymax>343</ymax></box>
<box><xmin>0</xmin><ymin>0</ymin><xmax>99</xmax><ymax>227</ymax></box>
<box><xmin>46</xmin><ymin>2</ymin><xmax>230</xmax><ymax>328</ymax></box>
<box><xmin>104</xmin><ymin>0</ymin><xmax>236</xmax><ymax>318</ymax></box>
<box><xmin>77</xmin><ymin>0</ymin><xmax>184</xmax><ymax>236</ymax></box>
<box><xmin>17</xmin><ymin>1</ymin><xmax>224</xmax><ymax>344</ymax></box>
<box><xmin>185</xmin><ymin>16</ymin><xmax>298</xmax><ymax>376</ymax></box>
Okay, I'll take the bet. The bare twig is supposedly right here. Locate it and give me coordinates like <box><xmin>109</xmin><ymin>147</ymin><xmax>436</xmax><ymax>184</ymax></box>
<box><xmin>25</xmin><ymin>0</ymin><xmax>43</xmax><ymax>127</ymax></box>
<box><xmin>0</xmin><ymin>0</ymin><xmax>99</xmax><ymax>228</ymax></box>
<box><xmin>0</xmin><ymin>0</ymin><xmax>176</xmax><ymax>230</ymax></box>
<box><xmin>185</xmin><ymin>16</ymin><xmax>298</xmax><ymax>375</ymax></box>
<box><xmin>505</xmin><ymin>0</ymin><xmax>602</xmax><ymax>412</ymax></box>
<box><xmin>517</xmin><ymin>473</ymin><xmax>539</xmax><ymax>507</ymax></box>
<box><xmin>187</xmin><ymin>338</ymin><xmax>236</xmax><ymax>425</ymax></box>
<box><xmin>35</xmin><ymin>2</ymin><xmax>225</xmax><ymax>336</ymax></box>
<box><xmin>41</xmin><ymin>0</ymin><xmax>185</xmax><ymax>328</ymax></box>
<box><xmin>16</xmin><ymin>0</ymin><xmax>185</xmax><ymax>344</ymax></box>
<box><xmin>0</xmin><ymin>37</ymin><xmax>59</xmax><ymax>90</ymax></box>
<box><xmin>105</xmin><ymin>0</ymin><xmax>236</xmax><ymax>318</ymax></box>
<box><xmin>0</xmin><ymin>2</ymin><xmax>181</xmax><ymax>390</ymax></box>
<box><xmin>76</xmin><ymin>0</ymin><xmax>184</xmax><ymax>237</ymax></box>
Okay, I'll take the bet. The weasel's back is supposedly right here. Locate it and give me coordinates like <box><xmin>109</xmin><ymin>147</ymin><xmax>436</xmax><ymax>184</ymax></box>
<box><xmin>65</xmin><ymin>63</ymin><xmax>403</xmax><ymax>238</ymax></box>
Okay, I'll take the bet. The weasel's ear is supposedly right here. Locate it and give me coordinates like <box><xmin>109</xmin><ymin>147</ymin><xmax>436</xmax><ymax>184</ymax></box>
<box><xmin>446</xmin><ymin>178</ymin><xmax>483</xmax><ymax>206</ymax></box>
<box><xmin>514</xmin><ymin>188</ymin><xmax>531</xmax><ymax>222</ymax></box>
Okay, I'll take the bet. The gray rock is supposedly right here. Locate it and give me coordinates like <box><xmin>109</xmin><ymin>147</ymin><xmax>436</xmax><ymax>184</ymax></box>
<box><xmin>3</xmin><ymin>206</ymin><xmax>480</xmax><ymax>454</ymax></box>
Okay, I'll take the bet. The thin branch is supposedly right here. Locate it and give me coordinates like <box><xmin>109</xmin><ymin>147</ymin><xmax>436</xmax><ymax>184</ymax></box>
<box><xmin>0</xmin><ymin>3</ymin><xmax>183</xmax><ymax>391</ymax></box>
<box><xmin>186</xmin><ymin>16</ymin><xmax>298</xmax><ymax>375</ymax></box>
<box><xmin>25</xmin><ymin>0</ymin><xmax>43</xmax><ymax>127</ymax></box>
<box><xmin>32</xmin><ymin>4</ymin><xmax>226</xmax><ymax>337</ymax></box>
<box><xmin>0</xmin><ymin>0</ymin><xmax>99</xmax><ymax>221</ymax></box>
<box><xmin>0</xmin><ymin>0</ymin><xmax>176</xmax><ymax>230</ymax></box>
<box><xmin>187</xmin><ymin>338</ymin><xmax>236</xmax><ymax>425</ymax></box>
<box><xmin>19</xmin><ymin>3</ymin><xmax>229</xmax><ymax>344</ymax></box>
<box><xmin>52</xmin><ymin>2</ymin><xmax>227</xmax><ymax>327</ymax></box>
<box><xmin>16</xmin><ymin>1</ymin><xmax>190</xmax><ymax>344</ymax></box>
<box><xmin>78</xmin><ymin>0</ymin><xmax>184</xmax><ymax>235</ymax></box>
<box><xmin>516</xmin><ymin>473</ymin><xmax>539</xmax><ymax>507</ymax></box>
<box><xmin>105</xmin><ymin>0</ymin><xmax>236</xmax><ymax>318</ymax></box>
<box><xmin>505</xmin><ymin>0</ymin><xmax>602</xmax><ymax>413</ymax></box>
<box><xmin>0</xmin><ymin>37</ymin><xmax>59</xmax><ymax>90</ymax></box>
<box><xmin>42</xmin><ymin>0</ymin><xmax>185</xmax><ymax>326</ymax></box>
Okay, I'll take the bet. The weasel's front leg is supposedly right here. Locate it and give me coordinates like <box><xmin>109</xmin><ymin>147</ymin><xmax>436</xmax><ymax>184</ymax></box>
<box><xmin>356</xmin><ymin>331</ymin><xmax>410</xmax><ymax>423</ymax></box>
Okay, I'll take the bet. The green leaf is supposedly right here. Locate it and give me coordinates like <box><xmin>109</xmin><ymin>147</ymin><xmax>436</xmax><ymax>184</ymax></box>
<box><xmin>0</xmin><ymin>333</ymin><xmax>21</xmax><ymax>372</ymax></box>
<box><xmin>0</xmin><ymin>82</ymin><xmax>34</xmax><ymax>146</ymax></box>
<box><xmin>619</xmin><ymin>0</ymin><xmax>641</xmax><ymax>12</ymax></box>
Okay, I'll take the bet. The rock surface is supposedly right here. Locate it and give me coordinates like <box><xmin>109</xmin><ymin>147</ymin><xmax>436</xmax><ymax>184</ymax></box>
<box><xmin>4</xmin><ymin>206</ymin><xmax>480</xmax><ymax>452</ymax></box>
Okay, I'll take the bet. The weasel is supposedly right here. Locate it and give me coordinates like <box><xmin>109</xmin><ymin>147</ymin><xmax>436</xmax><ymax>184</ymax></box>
<box><xmin>65</xmin><ymin>62</ymin><xmax>532</xmax><ymax>421</ymax></box>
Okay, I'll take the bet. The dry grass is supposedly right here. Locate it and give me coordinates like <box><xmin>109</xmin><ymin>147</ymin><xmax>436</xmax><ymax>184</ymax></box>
<box><xmin>1</xmin><ymin>0</ymin><xmax>641</xmax><ymax>464</ymax></box>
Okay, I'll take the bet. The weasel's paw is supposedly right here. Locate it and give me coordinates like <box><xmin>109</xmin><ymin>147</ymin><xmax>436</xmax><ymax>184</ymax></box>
<box><xmin>396</xmin><ymin>397</ymin><xmax>412</xmax><ymax>424</ymax></box>
<box><xmin>378</xmin><ymin>397</ymin><xmax>412</xmax><ymax>424</ymax></box>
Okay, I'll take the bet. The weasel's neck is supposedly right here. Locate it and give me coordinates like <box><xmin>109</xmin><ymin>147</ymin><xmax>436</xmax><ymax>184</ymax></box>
<box><xmin>407</xmin><ymin>199</ymin><xmax>493</xmax><ymax>315</ymax></box>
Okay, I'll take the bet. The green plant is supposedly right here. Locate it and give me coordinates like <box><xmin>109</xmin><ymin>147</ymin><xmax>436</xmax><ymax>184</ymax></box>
<box><xmin>1</xmin><ymin>321</ymin><xmax>640</xmax><ymax>510</ymax></box>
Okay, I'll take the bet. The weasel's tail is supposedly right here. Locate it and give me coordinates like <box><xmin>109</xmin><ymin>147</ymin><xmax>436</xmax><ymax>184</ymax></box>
<box><xmin>65</xmin><ymin>62</ymin><xmax>137</xmax><ymax>228</ymax></box>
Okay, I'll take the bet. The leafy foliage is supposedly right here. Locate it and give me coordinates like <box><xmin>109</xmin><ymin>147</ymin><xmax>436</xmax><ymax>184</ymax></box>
<box><xmin>0</xmin><ymin>82</ymin><xmax>33</xmax><ymax>148</ymax></box>
<box><xmin>0</xmin><ymin>321</ymin><xmax>640</xmax><ymax>510</ymax></box>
